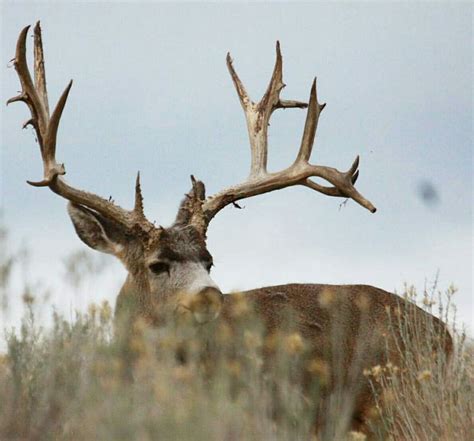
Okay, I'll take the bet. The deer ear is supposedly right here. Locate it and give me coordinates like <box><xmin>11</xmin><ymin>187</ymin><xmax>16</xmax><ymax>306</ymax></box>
<box><xmin>67</xmin><ymin>203</ymin><xmax>125</xmax><ymax>256</ymax></box>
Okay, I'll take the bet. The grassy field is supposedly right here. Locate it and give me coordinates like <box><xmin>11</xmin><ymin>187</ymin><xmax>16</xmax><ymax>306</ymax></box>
<box><xmin>0</xmin><ymin>233</ymin><xmax>472</xmax><ymax>440</ymax></box>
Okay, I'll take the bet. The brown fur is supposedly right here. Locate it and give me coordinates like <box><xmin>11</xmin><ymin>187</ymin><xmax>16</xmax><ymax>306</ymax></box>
<box><xmin>220</xmin><ymin>284</ymin><xmax>452</xmax><ymax>436</ymax></box>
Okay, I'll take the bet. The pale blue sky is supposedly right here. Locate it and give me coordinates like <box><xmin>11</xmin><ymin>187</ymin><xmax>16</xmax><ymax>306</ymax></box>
<box><xmin>1</xmin><ymin>2</ymin><xmax>472</xmax><ymax>333</ymax></box>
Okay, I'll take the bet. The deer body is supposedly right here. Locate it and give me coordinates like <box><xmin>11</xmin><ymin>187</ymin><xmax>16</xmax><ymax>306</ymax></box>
<box><xmin>8</xmin><ymin>23</ymin><xmax>451</xmax><ymax>438</ymax></box>
<box><xmin>221</xmin><ymin>284</ymin><xmax>451</xmax><ymax>435</ymax></box>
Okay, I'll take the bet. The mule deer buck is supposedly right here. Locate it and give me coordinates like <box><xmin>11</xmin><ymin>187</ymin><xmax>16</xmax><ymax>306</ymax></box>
<box><xmin>9</xmin><ymin>23</ymin><xmax>452</xmax><ymax>437</ymax></box>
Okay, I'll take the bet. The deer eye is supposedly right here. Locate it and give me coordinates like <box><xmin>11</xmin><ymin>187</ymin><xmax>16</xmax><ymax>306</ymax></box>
<box><xmin>149</xmin><ymin>261</ymin><xmax>170</xmax><ymax>276</ymax></box>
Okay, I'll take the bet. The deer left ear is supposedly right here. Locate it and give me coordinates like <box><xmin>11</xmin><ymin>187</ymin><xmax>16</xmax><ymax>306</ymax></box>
<box><xmin>67</xmin><ymin>203</ymin><xmax>126</xmax><ymax>256</ymax></box>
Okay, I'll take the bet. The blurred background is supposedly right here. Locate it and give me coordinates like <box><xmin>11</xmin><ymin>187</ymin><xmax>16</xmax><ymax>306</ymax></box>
<box><xmin>1</xmin><ymin>2</ymin><xmax>472</xmax><ymax>338</ymax></box>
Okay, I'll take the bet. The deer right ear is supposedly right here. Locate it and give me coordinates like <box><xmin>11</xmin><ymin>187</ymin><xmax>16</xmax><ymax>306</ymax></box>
<box><xmin>67</xmin><ymin>203</ymin><xmax>125</xmax><ymax>256</ymax></box>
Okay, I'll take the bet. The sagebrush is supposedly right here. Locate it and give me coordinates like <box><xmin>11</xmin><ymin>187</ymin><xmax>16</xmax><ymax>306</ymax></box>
<box><xmin>0</xmin><ymin>284</ymin><xmax>472</xmax><ymax>441</ymax></box>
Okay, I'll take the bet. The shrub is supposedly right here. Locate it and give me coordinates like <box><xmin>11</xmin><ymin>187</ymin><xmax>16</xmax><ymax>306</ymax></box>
<box><xmin>0</xmin><ymin>272</ymin><xmax>472</xmax><ymax>440</ymax></box>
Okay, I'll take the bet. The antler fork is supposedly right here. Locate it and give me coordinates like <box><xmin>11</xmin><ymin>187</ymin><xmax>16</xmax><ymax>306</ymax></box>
<box><xmin>201</xmin><ymin>42</ymin><xmax>376</xmax><ymax>226</ymax></box>
<box><xmin>7</xmin><ymin>22</ymin><xmax>153</xmax><ymax>231</ymax></box>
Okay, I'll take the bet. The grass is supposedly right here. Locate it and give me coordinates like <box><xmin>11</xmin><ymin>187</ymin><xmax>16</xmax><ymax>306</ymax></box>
<box><xmin>0</xmin><ymin>236</ymin><xmax>472</xmax><ymax>440</ymax></box>
<box><xmin>1</xmin><ymin>300</ymin><xmax>319</xmax><ymax>440</ymax></box>
<box><xmin>366</xmin><ymin>284</ymin><xmax>473</xmax><ymax>441</ymax></box>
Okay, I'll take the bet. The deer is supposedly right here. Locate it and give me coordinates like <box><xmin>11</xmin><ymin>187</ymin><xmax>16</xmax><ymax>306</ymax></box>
<box><xmin>8</xmin><ymin>22</ymin><xmax>452</xmax><ymax>438</ymax></box>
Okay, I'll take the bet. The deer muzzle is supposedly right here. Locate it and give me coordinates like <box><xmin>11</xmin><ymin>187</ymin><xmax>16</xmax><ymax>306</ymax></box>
<box><xmin>187</xmin><ymin>287</ymin><xmax>224</xmax><ymax>324</ymax></box>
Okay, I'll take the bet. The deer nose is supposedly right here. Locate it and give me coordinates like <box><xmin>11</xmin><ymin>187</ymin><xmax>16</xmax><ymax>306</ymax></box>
<box><xmin>189</xmin><ymin>287</ymin><xmax>224</xmax><ymax>324</ymax></box>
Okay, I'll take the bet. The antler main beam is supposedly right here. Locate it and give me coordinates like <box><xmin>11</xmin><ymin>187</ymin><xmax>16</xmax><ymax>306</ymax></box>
<box><xmin>7</xmin><ymin>23</ymin><xmax>152</xmax><ymax>230</ymax></box>
<box><xmin>202</xmin><ymin>43</ymin><xmax>376</xmax><ymax>224</ymax></box>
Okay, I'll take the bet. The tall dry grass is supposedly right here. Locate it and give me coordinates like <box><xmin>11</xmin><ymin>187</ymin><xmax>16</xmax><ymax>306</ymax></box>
<box><xmin>366</xmin><ymin>283</ymin><xmax>473</xmax><ymax>441</ymax></box>
<box><xmin>0</xmin><ymin>230</ymin><xmax>472</xmax><ymax>440</ymax></box>
<box><xmin>1</xmin><ymin>298</ymin><xmax>322</xmax><ymax>441</ymax></box>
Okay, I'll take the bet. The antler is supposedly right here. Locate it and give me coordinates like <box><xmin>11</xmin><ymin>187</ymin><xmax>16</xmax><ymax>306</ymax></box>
<box><xmin>7</xmin><ymin>23</ymin><xmax>153</xmax><ymax>231</ymax></box>
<box><xmin>201</xmin><ymin>42</ymin><xmax>376</xmax><ymax>226</ymax></box>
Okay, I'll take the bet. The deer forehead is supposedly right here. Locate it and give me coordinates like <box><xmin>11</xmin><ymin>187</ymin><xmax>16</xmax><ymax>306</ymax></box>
<box><xmin>146</xmin><ymin>227</ymin><xmax>212</xmax><ymax>264</ymax></box>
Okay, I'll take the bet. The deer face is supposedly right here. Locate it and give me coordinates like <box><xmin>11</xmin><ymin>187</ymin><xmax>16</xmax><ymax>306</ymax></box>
<box><xmin>67</xmin><ymin>200</ymin><xmax>223</xmax><ymax>324</ymax></box>
<box><xmin>145</xmin><ymin>226</ymin><xmax>222</xmax><ymax>323</ymax></box>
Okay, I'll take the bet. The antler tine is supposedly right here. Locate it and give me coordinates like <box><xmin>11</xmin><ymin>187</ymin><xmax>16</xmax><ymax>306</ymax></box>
<box><xmin>33</xmin><ymin>21</ymin><xmax>49</xmax><ymax>117</ymax></box>
<box><xmin>258</xmin><ymin>41</ymin><xmax>284</xmax><ymax>111</ymax></box>
<box><xmin>27</xmin><ymin>80</ymin><xmax>72</xmax><ymax>187</ymax></box>
<box><xmin>7</xmin><ymin>25</ymin><xmax>49</xmax><ymax>144</ymax></box>
<box><xmin>295</xmin><ymin>78</ymin><xmax>326</xmax><ymax>164</ymax></box>
<box><xmin>201</xmin><ymin>43</ymin><xmax>377</xmax><ymax>225</ymax></box>
<box><xmin>8</xmin><ymin>23</ymin><xmax>155</xmax><ymax>230</ymax></box>
<box><xmin>133</xmin><ymin>172</ymin><xmax>146</xmax><ymax>221</ymax></box>
<box><xmin>265</xmin><ymin>42</ymin><xmax>308</xmax><ymax>112</ymax></box>
<box><xmin>226</xmin><ymin>52</ymin><xmax>251</xmax><ymax>111</ymax></box>
<box><xmin>296</xmin><ymin>83</ymin><xmax>376</xmax><ymax>213</ymax></box>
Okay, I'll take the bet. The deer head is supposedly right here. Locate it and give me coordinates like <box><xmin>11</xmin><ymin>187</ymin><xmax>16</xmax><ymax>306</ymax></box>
<box><xmin>8</xmin><ymin>23</ymin><xmax>376</xmax><ymax>325</ymax></box>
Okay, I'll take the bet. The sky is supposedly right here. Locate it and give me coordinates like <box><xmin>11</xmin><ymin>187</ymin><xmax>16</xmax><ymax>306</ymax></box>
<box><xmin>0</xmin><ymin>2</ymin><xmax>472</xmax><ymax>337</ymax></box>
